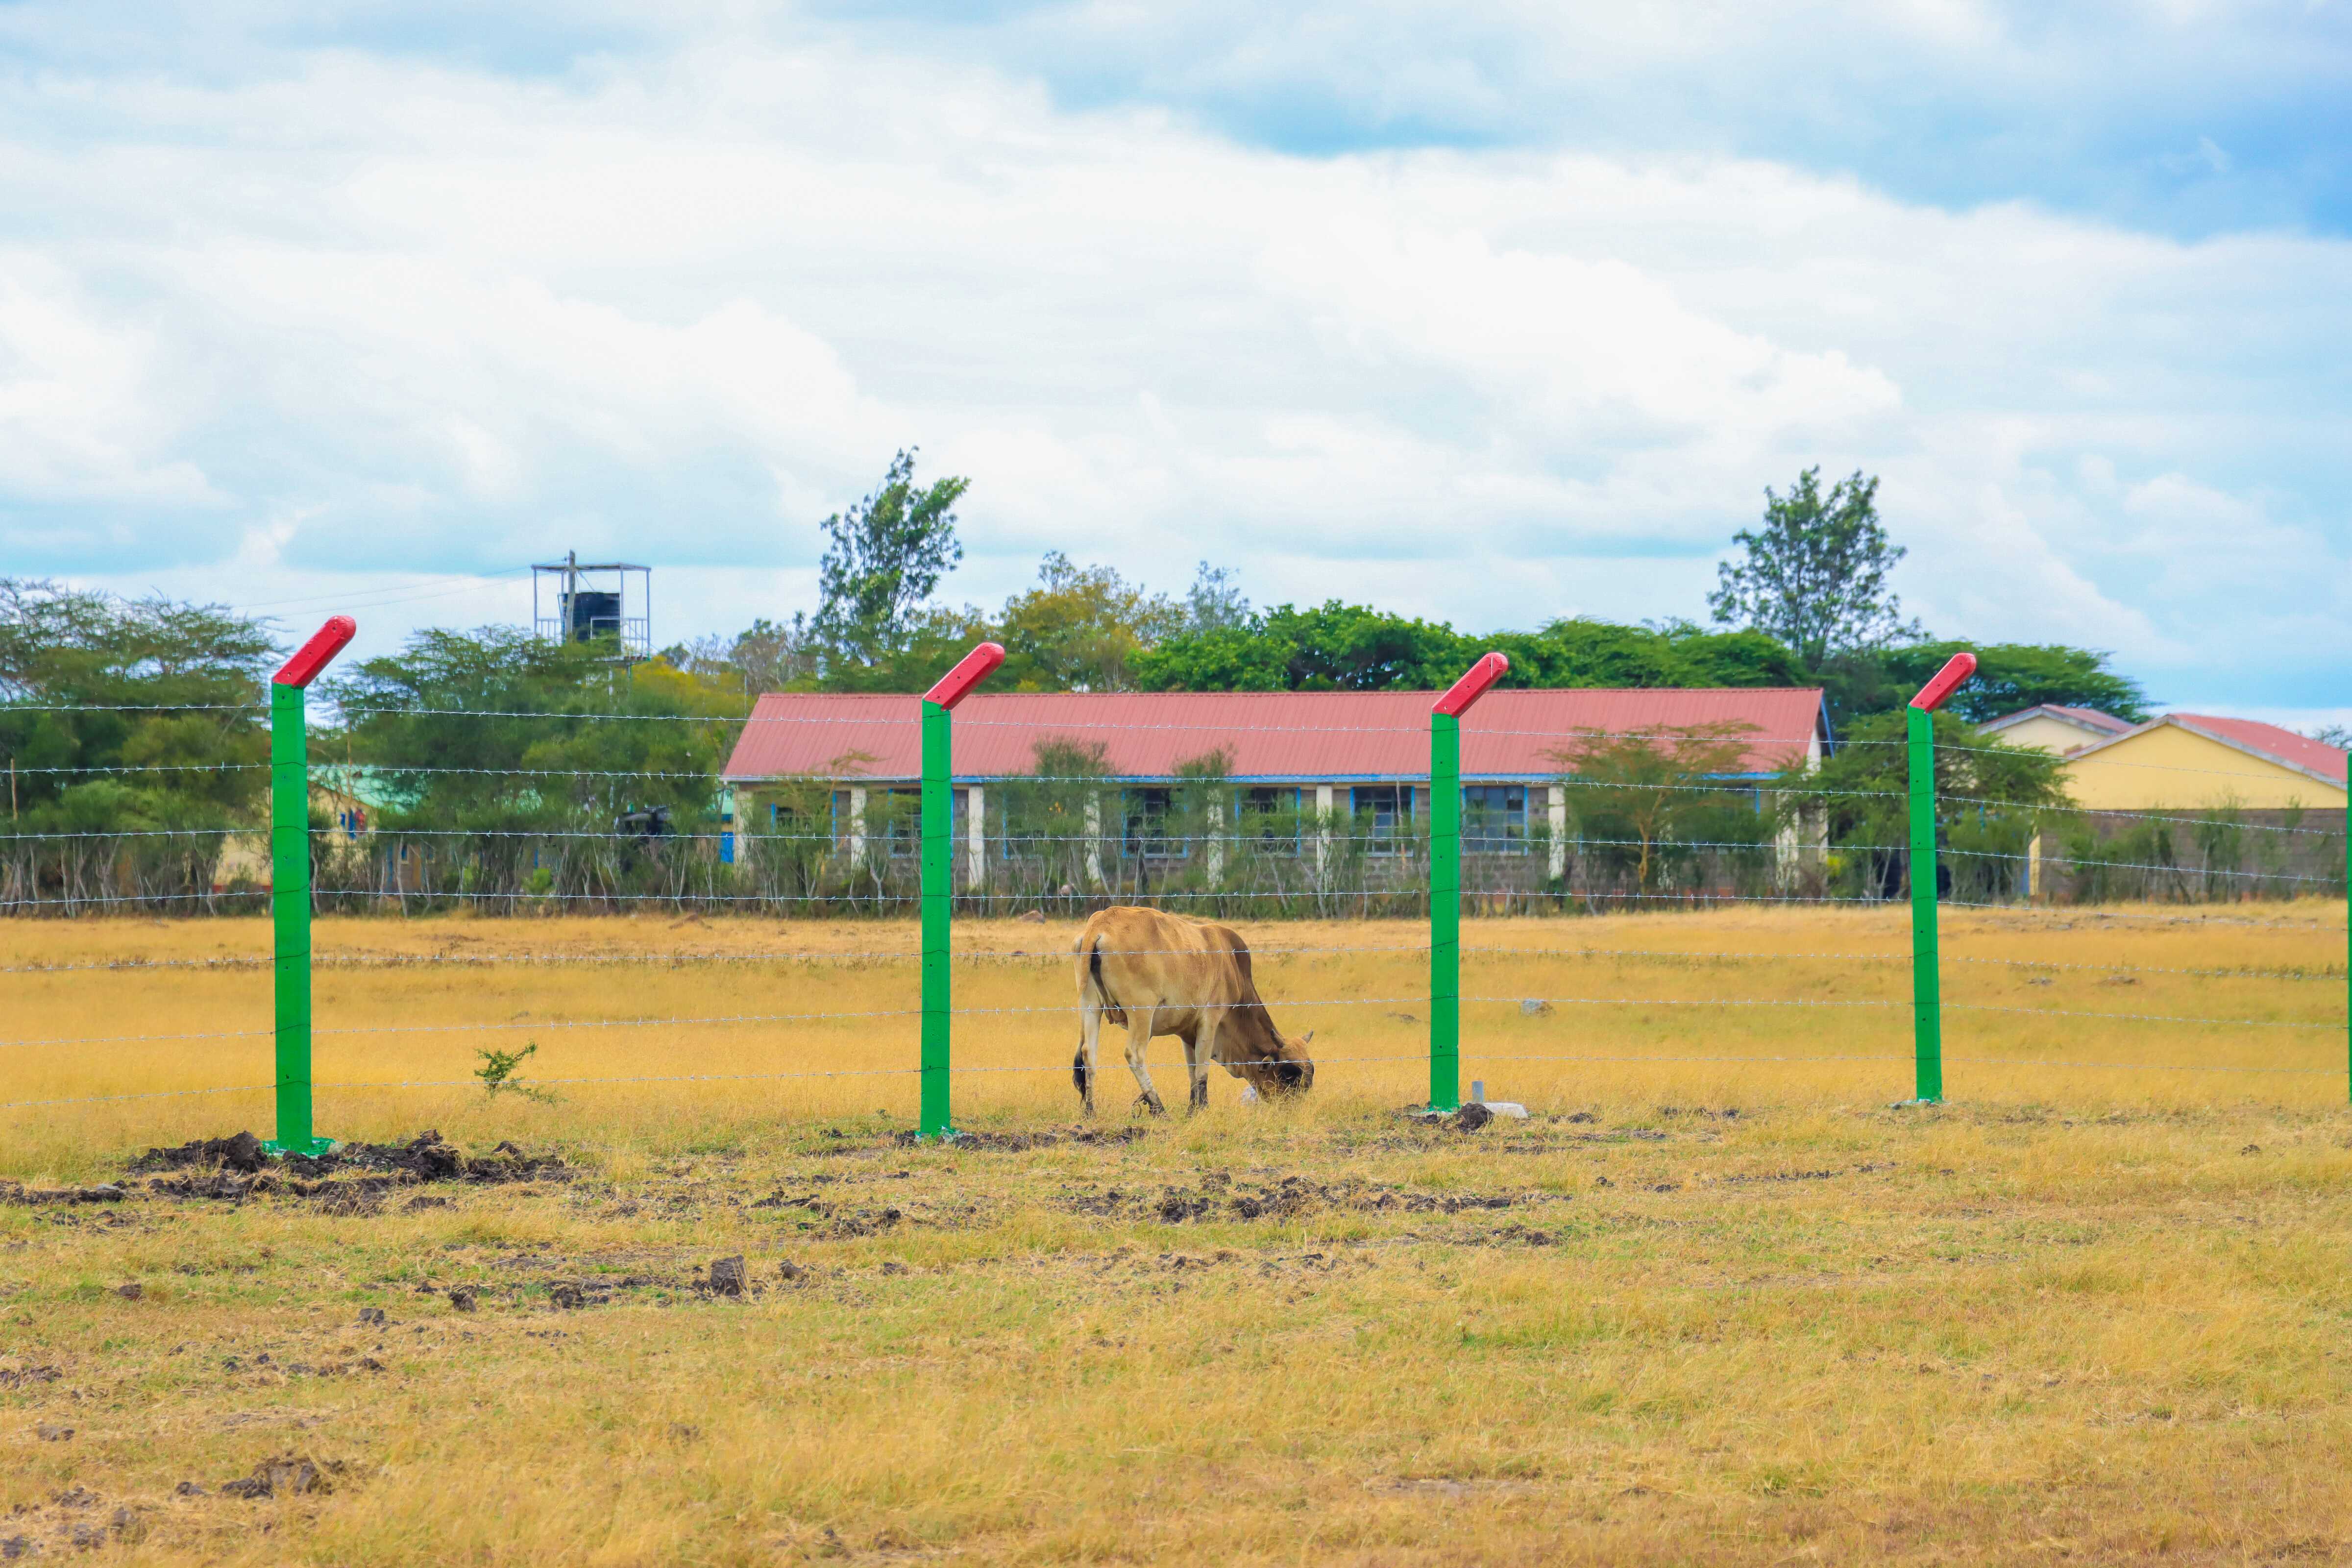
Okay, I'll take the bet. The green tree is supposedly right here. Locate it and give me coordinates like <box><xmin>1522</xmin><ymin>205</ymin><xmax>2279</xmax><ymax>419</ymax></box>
<box><xmin>1552</xmin><ymin>724</ymin><xmax>1769</xmax><ymax>895</ymax></box>
<box><xmin>326</xmin><ymin>627</ymin><xmax>734</xmax><ymax>907</ymax></box>
<box><xmin>994</xmin><ymin>553</ymin><xmax>1185</xmax><ymax>692</ymax></box>
<box><xmin>1873</xmin><ymin>641</ymin><xmax>2150</xmax><ymax>724</ymax></box>
<box><xmin>1780</xmin><ymin>710</ymin><xmax>2069</xmax><ymax>900</ymax></box>
<box><xmin>1709</xmin><ymin>468</ymin><xmax>1921</xmax><ymax>671</ymax></box>
<box><xmin>1183</xmin><ymin>563</ymin><xmax>1250</xmax><ymax>632</ymax></box>
<box><xmin>0</xmin><ymin>579</ymin><xmax>275</xmax><ymax>906</ymax></box>
<box><xmin>812</xmin><ymin>449</ymin><xmax>971</xmax><ymax>665</ymax></box>
<box><xmin>1134</xmin><ymin>603</ymin><xmax>1810</xmax><ymax>694</ymax></box>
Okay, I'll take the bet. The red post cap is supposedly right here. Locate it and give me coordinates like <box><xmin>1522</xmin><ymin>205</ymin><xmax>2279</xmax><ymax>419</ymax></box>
<box><xmin>1909</xmin><ymin>651</ymin><xmax>1978</xmax><ymax>712</ymax></box>
<box><xmin>924</xmin><ymin>641</ymin><xmax>1006</xmax><ymax>710</ymax></box>
<box><xmin>273</xmin><ymin>615</ymin><xmax>358</xmax><ymax>688</ymax></box>
<box><xmin>1434</xmin><ymin>652</ymin><xmax>1510</xmax><ymax>718</ymax></box>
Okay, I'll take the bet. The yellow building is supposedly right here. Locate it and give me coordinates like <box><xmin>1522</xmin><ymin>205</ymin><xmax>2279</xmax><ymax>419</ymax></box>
<box><xmin>1977</xmin><ymin>703</ymin><xmax>2133</xmax><ymax>756</ymax></box>
<box><xmin>2059</xmin><ymin>714</ymin><xmax>2348</xmax><ymax>812</ymax></box>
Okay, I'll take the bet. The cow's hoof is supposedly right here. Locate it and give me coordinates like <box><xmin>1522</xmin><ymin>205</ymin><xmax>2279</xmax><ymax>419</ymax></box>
<box><xmin>1134</xmin><ymin>1095</ymin><xmax>1166</xmax><ymax>1117</ymax></box>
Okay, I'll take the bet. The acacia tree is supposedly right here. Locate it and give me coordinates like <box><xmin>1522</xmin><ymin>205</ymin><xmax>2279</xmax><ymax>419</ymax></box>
<box><xmin>1552</xmin><ymin>724</ymin><xmax>1767</xmax><ymax>896</ymax></box>
<box><xmin>0</xmin><ymin>579</ymin><xmax>275</xmax><ymax>906</ymax></box>
<box><xmin>1709</xmin><ymin>468</ymin><xmax>1921</xmax><ymax>672</ymax></box>
<box><xmin>995</xmin><ymin>553</ymin><xmax>1185</xmax><ymax>692</ymax></box>
<box><xmin>812</xmin><ymin>448</ymin><xmax>970</xmax><ymax>666</ymax></box>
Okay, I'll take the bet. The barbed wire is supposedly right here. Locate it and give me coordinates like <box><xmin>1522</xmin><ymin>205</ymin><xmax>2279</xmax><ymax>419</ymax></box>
<box><xmin>2</xmin><ymin>942</ymin><xmax>2335</xmax><ymax>987</ymax></box>
<box><xmin>8</xmin><ymin>1044</ymin><xmax>2342</xmax><ymax>1119</ymax></box>
<box><xmin>13</xmin><ymin>983</ymin><xmax>2340</xmax><ymax>1054</ymax></box>
<box><xmin>1</xmin><ymin>884</ymin><xmax>2342</xmax><ymax>928</ymax></box>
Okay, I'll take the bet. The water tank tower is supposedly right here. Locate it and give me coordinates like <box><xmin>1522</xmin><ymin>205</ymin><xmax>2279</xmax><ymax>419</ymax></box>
<box><xmin>532</xmin><ymin>552</ymin><xmax>651</xmax><ymax>661</ymax></box>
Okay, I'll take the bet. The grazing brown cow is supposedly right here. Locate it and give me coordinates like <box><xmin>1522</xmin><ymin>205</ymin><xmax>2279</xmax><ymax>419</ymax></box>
<box><xmin>1071</xmin><ymin>906</ymin><xmax>1315</xmax><ymax>1115</ymax></box>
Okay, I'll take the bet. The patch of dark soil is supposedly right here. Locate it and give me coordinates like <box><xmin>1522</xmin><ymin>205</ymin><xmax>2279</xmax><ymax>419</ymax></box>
<box><xmin>1083</xmin><ymin>1174</ymin><xmax>1534</xmax><ymax>1224</ymax></box>
<box><xmin>134</xmin><ymin>1129</ymin><xmax>570</xmax><ymax>1201</ymax></box>
<box><xmin>129</xmin><ymin>1131</ymin><xmax>267</xmax><ymax>1175</ymax></box>
<box><xmin>1489</xmin><ymin>1223</ymin><xmax>1561</xmax><ymax>1246</ymax></box>
<box><xmin>309</xmin><ymin>1179</ymin><xmax>397</xmax><ymax>1217</ymax></box>
<box><xmin>894</xmin><ymin>1126</ymin><xmax>1148</xmax><ymax>1152</ymax></box>
<box><xmin>148</xmin><ymin>1170</ymin><xmax>277</xmax><ymax>1201</ymax></box>
<box><xmin>1</xmin><ymin>1180</ymin><xmax>124</xmax><ymax>1205</ymax></box>
<box><xmin>704</xmin><ymin>1256</ymin><xmax>748</xmax><ymax>1297</ymax></box>
<box><xmin>825</xmin><ymin>1208</ymin><xmax>902</xmax><ymax>1239</ymax></box>
<box><xmin>0</xmin><ymin>1365</ymin><xmax>62</xmax><ymax>1389</ymax></box>
<box><xmin>218</xmin><ymin>1455</ymin><xmax>341</xmax><ymax>1500</ymax></box>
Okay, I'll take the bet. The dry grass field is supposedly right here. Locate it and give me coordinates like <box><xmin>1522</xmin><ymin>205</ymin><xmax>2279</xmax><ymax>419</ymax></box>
<box><xmin>3</xmin><ymin>903</ymin><xmax>2349</xmax><ymax>1564</ymax></box>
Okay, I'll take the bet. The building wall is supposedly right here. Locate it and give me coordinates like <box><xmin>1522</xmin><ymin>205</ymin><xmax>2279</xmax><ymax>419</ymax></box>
<box><xmin>1985</xmin><ymin>713</ymin><xmax>2113</xmax><ymax>756</ymax></box>
<box><xmin>2062</xmin><ymin>727</ymin><xmax>2347</xmax><ymax>810</ymax></box>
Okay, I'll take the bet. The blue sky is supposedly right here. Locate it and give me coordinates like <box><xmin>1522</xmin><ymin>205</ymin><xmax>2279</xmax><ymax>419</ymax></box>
<box><xmin>0</xmin><ymin>1</ymin><xmax>2347</xmax><ymax>719</ymax></box>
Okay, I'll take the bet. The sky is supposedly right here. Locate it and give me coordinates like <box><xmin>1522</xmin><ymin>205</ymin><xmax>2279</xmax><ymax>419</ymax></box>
<box><xmin>0</xmin><ymin>1</ymin><xmax>2347</xmax><ymax>722</ymax></box>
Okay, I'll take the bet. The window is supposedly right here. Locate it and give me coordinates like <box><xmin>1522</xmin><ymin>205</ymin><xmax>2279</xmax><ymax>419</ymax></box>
<box><xmin>1239</xmin><ymin>787</ymin><xmax>1301</xmax><ymax>853</ymax></box>
<box><xmin>1352</xmin><ymin>784</ymin><xmax>1415</xmax><ymax>855</ymax></box>
<box><xmin>879</xmin><ymin>788</ymin><xmax>920</xmax><ymax>857</ymax></box>
<box><xmin>1122</xmin><ymin>787</ymin><xmax>1184</xmax><ymax>858</ymax></box>
<box><xmin>1463</xmin><ymin>784</ymin><xmax>1528</xmax><ymax>854</ymax></box>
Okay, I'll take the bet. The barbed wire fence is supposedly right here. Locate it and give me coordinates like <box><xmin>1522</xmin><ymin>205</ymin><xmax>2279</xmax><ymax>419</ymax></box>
<box><xmin>1</xmin><ymin>633</ymin><xmax>2347</xmax><ymax>1141</ymax></box>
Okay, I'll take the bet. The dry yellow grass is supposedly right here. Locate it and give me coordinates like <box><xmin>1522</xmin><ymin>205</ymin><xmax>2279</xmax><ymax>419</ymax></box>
<box><xmin>3</xmin><ymin>905</ymin><xmax>2349</xmax><ymax>1564</ymax></box>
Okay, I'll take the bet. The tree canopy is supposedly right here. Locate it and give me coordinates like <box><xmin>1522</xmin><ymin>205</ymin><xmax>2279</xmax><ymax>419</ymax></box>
<box><xmin>811</xmin><ymin>448</ymin><xmax>970</xmax><ymax>666</ymax></box>
<box><xmin>1709</xmin><ymin>467</ymin><xmax>1920</xmax><ymax>671</ymax></box>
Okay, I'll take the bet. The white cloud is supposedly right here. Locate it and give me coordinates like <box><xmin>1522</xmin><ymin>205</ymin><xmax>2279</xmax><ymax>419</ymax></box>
<box><xmin>0</xmin><ymin>20</ymin><xmax>2343</xmax><ymax>706</ymax></box>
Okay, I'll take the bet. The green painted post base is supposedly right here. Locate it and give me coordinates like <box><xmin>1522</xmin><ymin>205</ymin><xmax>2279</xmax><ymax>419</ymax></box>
<box><xmin>262</xmin><ymin>1136</ymin><xmax>339</xmax><ymax>1158</ymax></box>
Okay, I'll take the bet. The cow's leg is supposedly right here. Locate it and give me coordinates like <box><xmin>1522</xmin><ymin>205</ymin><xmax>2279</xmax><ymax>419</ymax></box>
<box><xmin>1078</xmin><ymin>994</ymin><xmax>1103</xmax><ymax>1117</ymax></box>
<box><xmin>1186</xmin><ymin>1012</ymin><xmax>1221</xmax><ymax>1113</ymax></box>
<box><xmin>1124</xmin><ymin>1011</ymin><xmax>1166</xmax><ymax>1116</ymax></box>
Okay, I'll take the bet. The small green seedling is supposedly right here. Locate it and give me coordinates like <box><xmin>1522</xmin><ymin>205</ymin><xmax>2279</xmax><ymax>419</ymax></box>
<box><xmin>475</xmin><ymin>1042</ymin><xmax>555</xmax><ymax>1103</ymax></box>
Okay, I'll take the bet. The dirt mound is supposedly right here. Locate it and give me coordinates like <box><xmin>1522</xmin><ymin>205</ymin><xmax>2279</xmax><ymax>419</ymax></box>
<box><xmin>131</xmin><ymin>1129</ymin><xmax>570</xmax><ymax>1202</ymax></box>
<box><xmin>129</xmin><ymin>1130</ymin><xmax>268</xmax><ymax>1175</ymax></box>
<box><xmin>1072</xmin><ymin>1172</ymin><xmax>1531</xmax><ymax>1224</ymax></box>
<box><xmin>218</xmin><ymin>1455</ymin><xmax>342</xmax><ymax>1500</ymax></box>
<box><xmin>892</xmin><ymin>1126</ymin><xmax>1148</xmax><ymax>1152</ymax></box>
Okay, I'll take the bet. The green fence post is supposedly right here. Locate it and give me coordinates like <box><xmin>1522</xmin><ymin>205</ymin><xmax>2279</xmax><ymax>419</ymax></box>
<box><xmin>1905</xmin><ymin>704</ymin><xmax>1943</xmax><ymax>1105</ymax></box>
<box><xmin>265</xmin><ymin>616</ymin><xmax>356</xmax><ymax>1158</ymax></box>
<box><xmin>920</xmin><ymin>699</ymin><xmax>952</xmax><ymax>1137</ymax></box>
<box><xmin>918</xmin><ymin>642</ymin><xmax>1005</xmax><ymax>1140</ymax></box>
<box><xmin>1429</xmin><ymin>653</ymin><xmax>1509</xmax><ymax>1114</ymax></box>
<box><xmin>1430</xmin><ymin>710</ymin><xmax>1460</xmax><ymax>1112</ymax></box>
<box><xmin>1904</xmin><ymin>651</ymin><xmax>1976</xmax><ymax>1107</ymax></box>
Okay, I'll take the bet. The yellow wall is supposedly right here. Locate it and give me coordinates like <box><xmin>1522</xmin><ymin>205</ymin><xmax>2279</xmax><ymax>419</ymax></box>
<box><xmin>1984</xmin><ymin>713</ymin><xmax>2114</xmax><ymax>755</ymax></box>
<box><xmin>2061</xmin><ymin>724</ymin><xmax>2347</xmax><ymax>811</ymax></box>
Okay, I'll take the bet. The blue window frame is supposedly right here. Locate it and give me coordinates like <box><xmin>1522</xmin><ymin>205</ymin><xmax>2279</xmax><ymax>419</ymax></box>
<box><xmin>1122</xmin><ymin>787</ymin><xmax>1184</xmax><ymax>858</ymax></box>
<box><xmin>1352</xmin><ymin>784</ymin><xmax>1415</xmax><ymax>855</ymax></box>
<box><xmin>1463</xmin><ymin>784</ymin><xmax>1527</xmax><ymax>854</ymax></box>
<box><xmin>1238</xmin><ymin>786</ymin><xmax>1302</xmax><ymax>854</ymax></box>
<box><xmin>879</xmin><ymin>787</ymin><xmax>920</xmax><ymax>857</ymax></box>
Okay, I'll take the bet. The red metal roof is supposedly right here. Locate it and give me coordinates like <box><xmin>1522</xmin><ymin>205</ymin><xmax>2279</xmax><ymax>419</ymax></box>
<box><xmin>721</xmin><ymin>688</ymin><xmax>1829</xmax><ymax>783</ymax></box>
<box><xmin>2165</xmin><ymin>714</ymin><xmax>2349</xmax><ymax>786</ymax></box>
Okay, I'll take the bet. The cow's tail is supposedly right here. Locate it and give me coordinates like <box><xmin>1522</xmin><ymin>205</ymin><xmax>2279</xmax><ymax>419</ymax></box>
<box><xmin>1074</xmin><ymin>936</ymin><xmax>1119</xmax><ymax>1098</ymax></box>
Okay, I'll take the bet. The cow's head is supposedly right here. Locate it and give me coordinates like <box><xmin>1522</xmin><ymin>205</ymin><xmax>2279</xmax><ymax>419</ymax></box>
<box><xmin>1230</xmin><ymin>1028</ymin><xmax>1314</xmax><ymax>1096</ymax></box>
